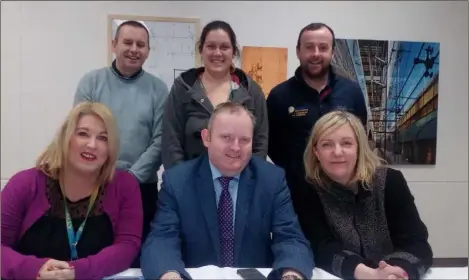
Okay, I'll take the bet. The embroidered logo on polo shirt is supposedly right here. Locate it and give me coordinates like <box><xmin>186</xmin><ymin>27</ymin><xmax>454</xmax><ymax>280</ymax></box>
<box><xmin>289</xmin><ymin>106</ymin><xmax>308</xmax><ymax>117</ymax></box>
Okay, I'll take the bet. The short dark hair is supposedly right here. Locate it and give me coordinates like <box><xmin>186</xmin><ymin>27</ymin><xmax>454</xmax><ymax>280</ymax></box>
<box><xmin>197</xmin><ymin>20</ymin><xmax>240</xmax><ymax>57</ymax></box>
<box><xmin>207</xmin><ymin>102</ymin><xmax>255</xmax><ymax>132</ymax></box>
<box><xmin>114</xmin><ymin>20</ymin><xmax>150</xmax><ymax>46</ymax></box>
<box><xmin>296</xmin><ymin>22</ymin><xmax>336</xmax><ymax>50</ymax></box>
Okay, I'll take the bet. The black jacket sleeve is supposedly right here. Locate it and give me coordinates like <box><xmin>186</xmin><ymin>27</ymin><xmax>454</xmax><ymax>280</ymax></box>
<box><xmin>382</xmin><ymin>169</ymin><xmax>433</xmax><ymax>279</ymax></box>
<box><xmin>353</xmin><ymin>83</ymin><xmax>368</xmax><ymax>128</ymax></box>
<box><xmin>266</xmin><ymin>89</ymin><xmax>287</xmax><ymax>167</ymax></box>
<box><xmin>291</xmin><ymin>184</ymin><xmax>364</xmax><ymax>279</ymax></box>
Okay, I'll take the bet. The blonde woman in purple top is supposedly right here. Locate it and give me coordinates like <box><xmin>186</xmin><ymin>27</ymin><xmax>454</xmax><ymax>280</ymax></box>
<box><xmin>1</xmin><ymin>102</ymin><xmax>143</xmax><ymax>280</ymax></box>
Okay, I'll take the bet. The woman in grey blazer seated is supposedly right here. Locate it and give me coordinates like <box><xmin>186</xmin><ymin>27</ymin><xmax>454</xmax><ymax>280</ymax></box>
<box><xmin>293</xmin><ymin>110</ymin><xmax>433</xmax><ymax>280</ymax></box>
<box><xmin>161</xmin><ymin>20</ymin><xmax>268</xmax><ymax>169</ymax></box>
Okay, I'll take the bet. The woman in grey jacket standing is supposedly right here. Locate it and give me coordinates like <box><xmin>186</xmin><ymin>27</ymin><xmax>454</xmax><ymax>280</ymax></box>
<box><xmin>162</xmin><ymin>20</ymin><xmax>269</xmax><ymax>169</ymax></box>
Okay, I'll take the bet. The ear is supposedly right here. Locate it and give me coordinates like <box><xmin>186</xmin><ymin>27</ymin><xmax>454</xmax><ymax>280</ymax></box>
<box><xmin>112</xmin><ymin>39</ymin><xmax>118</xmax><ymax>51</ymax></box>
<box><xmin>313</xmin><ymin>145</ymin><xmax>319</xmax><ymax>159</ymax></box>
<box><xmin>201</xmin><ymin>128</ymin><xmax>210</xmax><ymax>148</ymax></box>
<box><xmin>296</xmin><ymin>46</ymin><xmax>300</xmax><ymax>60</ymax></box>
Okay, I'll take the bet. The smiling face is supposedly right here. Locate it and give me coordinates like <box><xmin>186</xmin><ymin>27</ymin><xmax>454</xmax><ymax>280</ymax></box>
<box><xmin>112</xmin><ymin>24</ymin><xmax>149</xmax><ymax>75</ymax></box>
<box><xmin>296</xmin><ymin>27</ymin><xmax>334</xmax><ymax>79</ymax></box>
<box><xmin>67</xmin><ymin>114</ymin><xmax>109</xmax><ymax>175</ymax></box>
<box><xmin>200</xmin><ymin>29</ymin><xmax>235</xmax><ymax>75</ymax></box>
<box><xmin>201</xmin><ymin>110</ymin><xmax>253</xmax><ymax>177</ymax></box>
<box><xmin>314</xmin><ymin>123</ymin><xmax>358</xmax><ymax>185</ymax></box>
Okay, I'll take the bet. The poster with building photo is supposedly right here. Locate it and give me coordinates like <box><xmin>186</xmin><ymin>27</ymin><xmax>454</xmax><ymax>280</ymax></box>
<box><xmin>332</xmin><ymin>38</ymin><xmax>440</xmax><ymax>165</ymax></box>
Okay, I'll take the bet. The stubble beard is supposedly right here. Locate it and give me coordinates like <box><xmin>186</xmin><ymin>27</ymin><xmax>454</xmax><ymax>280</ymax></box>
<box><xmin>301</xmin><ymin>62</ymin><xmax>329</xmax><ymax>81</ymax></box>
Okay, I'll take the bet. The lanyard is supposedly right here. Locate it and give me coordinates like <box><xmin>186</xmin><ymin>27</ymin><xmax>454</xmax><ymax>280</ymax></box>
<box><xmin>62</xmin><ymin>185</ymin><xmax>100</xmax><ymax>260</ymax></box>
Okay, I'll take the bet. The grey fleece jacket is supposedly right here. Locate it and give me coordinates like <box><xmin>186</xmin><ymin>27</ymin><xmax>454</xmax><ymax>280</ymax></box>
<box><xmin>161</xmin><ymin>67</ymin><xmax>269</xmax><ymax>169</ymax></box>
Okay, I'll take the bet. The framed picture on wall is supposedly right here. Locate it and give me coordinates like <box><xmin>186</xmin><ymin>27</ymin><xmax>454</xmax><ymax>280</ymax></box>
<box><xmin>331</xmin><ymin>38</ymin><xmax>440</xmax><ymax>165</ymax></box>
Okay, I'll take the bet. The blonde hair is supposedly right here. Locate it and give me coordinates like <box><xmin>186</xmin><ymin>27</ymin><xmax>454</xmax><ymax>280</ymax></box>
<box><xmin>303</xmin><ymin>110</ymin><xmax>386</xmax><ymax>188</ymax></box>
<box><xmin>35</xmin><ymin>102</ymin><xmax>119</xmax><ymax>186</ymax></box>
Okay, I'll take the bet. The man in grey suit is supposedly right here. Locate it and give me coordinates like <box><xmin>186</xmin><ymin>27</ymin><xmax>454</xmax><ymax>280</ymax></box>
<box><xmin>141</xmin><ymin>102</ymin><xmax>314</xmax><ymax>280</ymax></box>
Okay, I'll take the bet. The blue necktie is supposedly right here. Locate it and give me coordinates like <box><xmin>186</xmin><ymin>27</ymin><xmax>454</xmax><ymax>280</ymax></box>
<box><xmin>217</xmin><ymin>176</ymin><xmax>234</xmax><ymax>267</ymax></box>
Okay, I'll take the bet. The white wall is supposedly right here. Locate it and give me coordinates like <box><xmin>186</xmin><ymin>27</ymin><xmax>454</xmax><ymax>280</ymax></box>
<box><xmin>1</xmin><ymin>1</ymin><xmax>468</xmax><ymax>258</ymax></box>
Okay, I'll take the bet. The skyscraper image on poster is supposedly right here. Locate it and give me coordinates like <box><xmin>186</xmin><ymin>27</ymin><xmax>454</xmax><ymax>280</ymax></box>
<box><xmin>332</xmin><ymin>39</ymin><xmax>440</xmax><ymax>165</ymax></box>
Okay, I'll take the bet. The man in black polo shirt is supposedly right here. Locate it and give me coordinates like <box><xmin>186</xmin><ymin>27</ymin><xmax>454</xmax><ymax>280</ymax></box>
<box><xmin>266</xmin><ymin>22</ymin><xmax>368</xmax><ymax>191</ymax></box>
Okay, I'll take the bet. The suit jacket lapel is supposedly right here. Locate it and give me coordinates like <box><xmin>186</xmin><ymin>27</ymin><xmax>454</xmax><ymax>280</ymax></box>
<box><xmin>234</xmin><ymin>161</ymin><xmax>255</xmax><ymax>263</ymax></box>
<box><xmin>195</xmin><ymin>155</ymin><xmax>221</xmax><ymax>262</ymax></box>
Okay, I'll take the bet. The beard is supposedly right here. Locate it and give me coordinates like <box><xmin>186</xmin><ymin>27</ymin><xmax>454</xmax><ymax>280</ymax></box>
<box><xmin>300</xmin><ymin>61</ymin><xmax>330</xmax><ymax>80</ymax></box>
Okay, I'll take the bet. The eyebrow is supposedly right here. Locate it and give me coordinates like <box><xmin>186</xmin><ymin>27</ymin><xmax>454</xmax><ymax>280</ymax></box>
<box><xmin>123</xmin><ymin>38</ymin><xmax>146</xmax><ymax>43</ymax></box>
<box><xmin>321</xmin><ymin>137</ymin><xmax>354</xmax><ymax>141</ymax></box>
<box><xmin>76</xmin><ymin>127</ymin><xmax>108</xmax><ymax>134</ymax></box>
<box><xmin>305</xmin><ymin>41</ymin><xmax>329</xmax><ymax>45</ymax></box>
<box><xmin>206</xmin><ymin>41</ymin><xmax>231</xmax><ymax>45</ymax></box>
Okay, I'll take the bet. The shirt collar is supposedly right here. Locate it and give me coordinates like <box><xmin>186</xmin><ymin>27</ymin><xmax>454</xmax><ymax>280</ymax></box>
<box><xmin>209</xmin><ymin>161</ymin><xmax>240</xmax><ymax>181</ymax></box>
<box><xmin>110</xmin><ymin>59</ymin><xmax>144</xmax><ymax>80</ymax></box>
